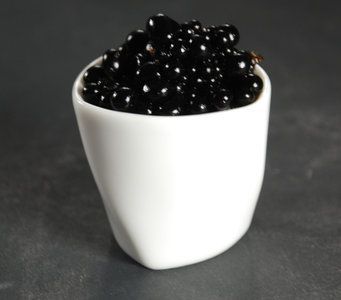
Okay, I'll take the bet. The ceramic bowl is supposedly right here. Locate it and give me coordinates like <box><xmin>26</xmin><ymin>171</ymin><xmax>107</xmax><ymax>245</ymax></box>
<box><xmin>72</xmin><ymin>57</ymin><xmax>271</xmax><ymax>270</ymax></box>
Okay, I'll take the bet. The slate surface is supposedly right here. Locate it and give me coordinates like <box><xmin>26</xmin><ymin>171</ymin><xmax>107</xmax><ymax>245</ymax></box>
<box><xmin>0</xmin><ymin>0</ymin><xmax>340</xmax><ymax>299</ymax></box>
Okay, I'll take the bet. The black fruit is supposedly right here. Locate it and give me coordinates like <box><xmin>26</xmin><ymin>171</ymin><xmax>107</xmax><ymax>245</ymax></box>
<box><xmin>212</xmin><ymin>88</ymin><xmax>233</xmax><ymax>110</ymax></box>
<box><xmin>245</xmin><ymin>73</ymin><xmax>263</xmax><ymax>94</ymax></box>
<box><xmin>83</xmin><ymin>66</ymin><xmax>108</xmax><ymax>86</ymax></box>
<box><xmin>187</xmin><ymin>87</ymin><xmax>210</xmax><ymax>114</ymax></box>
<box><xmin>189</xmin><ymin>34</ymin><xmax>211</xmax><ymax>60</ymax></box>
<box><xmin>169</xmin><ymin>38</ymin><xmax>190</xmax><ymax>60</ymax></box>
<box><xmin>125</xmin><ymin>30</ymin><xmax>149</xmax><ymax>53</ymax></box>
<box><xmin>186</xmin><ymin>19</ymin><xmax>202</xmax><ymax>33</ymax></box>
<box><xmin>110</xmin><ymin>87</ymin><xmax>134</xmax><ymax>111</ymax></box>
<box><xmin>217</xmin><ymin>24</ymin><xmax>240</xmax><ymax>46</ymax></box>
<box><xmin>224</xmin><ymin>53</ymin><xmax>253</xmax><ymax>76</ymax></box>
<box><xmin>146</xmin><ymin>14</ymin><xmax>179</xmax><ymax>41</ymax></box>
<box><xmin>162</xmin><ymin>100</ymin><xmax>183</xmax><ymax>116</ymax></box>
<box><xmin>233</xmin><ymin>89</ymin><xmax>256</xmax><ymax>107</ymax></box>
<box><xmin>163</xmin><ymin>61</ymin><xmax>184</xmax><ymax>80</ymax></box>
<box><xmin>82</xmin><ymin>14</ymin><xmax>263</xmax><ymax>115</ymax></box>
<box><xmin>136</xmin><ymin>62</ymin><xmax>163</xmax><ymax>94</ymax></box>
<box><xmin>82</xmin><ymin>84</ymin><xmax>101</xmax><ymax>105</ymax></box>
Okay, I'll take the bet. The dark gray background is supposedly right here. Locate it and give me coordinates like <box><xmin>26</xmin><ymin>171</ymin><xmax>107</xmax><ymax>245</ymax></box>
<box><xmin>1</xmin><ymin>0</ymin><xmax>340</xmax><ymax>299</ymax></box>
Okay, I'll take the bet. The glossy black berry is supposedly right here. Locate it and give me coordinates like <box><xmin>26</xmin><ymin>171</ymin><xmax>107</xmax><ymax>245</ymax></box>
<box><xmin>125</xmin><ymin>30</ymin><xmax>149</xmax><ymax>53</ymax></box>
<box><xmin>82</xmin><ymin>15</ymin><xmax>264</xmax><ymax>115</ymax></box>
<box><xmin>173</xmin><ymin>76</ymin><xmax>188</xmax><ymax>95</ymax></box>
<box><xmin>102</xmin><ymin>48</ymin><xmax>137</xmax><ymax>81</ymax></box>
<box><xmin>146</xmin><ymin>14</ymin><xmax>179</xmax><ymax>41</ymax></box>
<box><xmin>189</xmin><ymin>99</ymin><xmax>210</xmax><ymax>114</ymax></box>
<box><xmin>102</xmin><ymin>49</ymin><xmax>116</xmax><ymax>69</ymax></box>
<box><xmin>233</xmin><ymin>89</ymin><xmax>256</xmax><ymax>107</ymax></box>
<box><xmin>201</xmin><ymin>25</ymin><xmax>215</xmax><ymax>42</ymax></box>
<box><xmin>169</xmin><ymin>38</ymin><xmax>190</xmax><ymax>60</ymax></box>
<box><xmin>187</xmin><ymin>88</ymin><xmax>210</xmax><ymax>114</ymax></box>
<box><xmin>245</xmin><ymin>74</ymin><xmax>263</xmax><ymax>94</ymax></box>
<box><xmin>83</xmin><ymin>66</ymin><xmax>108</xmax><ymax>86</ymax></box>
<box><xmin>136</xmin><ymin>61</ymin><xmax>161</xmax><ymax>79</ymax></box>
<box><xmin>212</xmin><ymin>88</ymin><xmax>233</xmax><ymax>110</ymax></box>
<box><xmin>177</xmin><ymin>23</ymin><xmax>195</xmax><ymax>38</ymax></box>
<box><xmin>188</xmin><ymin>34</ymin><xmax>211</xmax><ymax>60</ymax></box>
<box><xmin>191</xmin><ymin>59</ymin><xmax>217</xmax><ymax>82</ymax></box>
<box><xmin>128</xmin><ymin>97</ymin><xmax>155</xmax><ymax>115</ymax></box>
<box><xmin>153</xmin><ymin>33</ymin><xmax>173</xmax><ymax>53</ymax></box>
<box><xmin>151</xmin><ymin>82</ymin><xmax>175</xmax><ymax>103</ymax></box>
<box><xmin>152</xmin><ymin>49</ymin><xmax>171</xmax><ymax>64</ymax></box>
<box><xmin>82</xmin><ymin>83</ymin><xmax>111</xmax><ymax>108</ymax></box>
<box><xmin>102</xmin><ymin>48</ymin><xmax>128</xmax><ymax>76</ymax></box>
<box><xmin>136</xmin><ymin>61</ymin><xmax>162</xmax><ymax>90</ymax></box>
<box><xmin>230</xmin><ymin>73</ymin><xmax>263</xmax><ymax>97</ymax></box>
<box><xmin>211</xmin><ymin>29</ymin><xmax>235</xmax><ymax>49</ymax></box>
<box><xmin>217</xmin><ymin>24</ymin><xmax>240</xmax><ymax>46</ymax></box>
<box><xmin>203</xmin><ymin>25</ymin><xmax>216</xmax><ymax>34</ymax></box>
<box><xmin>186</xmin><ymin>20</ymin><xmax>202</xmax><ymax>33</ymax></box>
<box><xmin>163</xmin><ymin>61</ymin><xmax>183</xmax><ymax>80</ymax></box>
<box><xmin>110</xmin><ymin>87</ymin><xmax>134</xmax><ymax>111</ymax></box>
<box><xmin>192</xmin><ymin>77</ymin><xmax>210</xmax><ymax>94</ymax></box>
<box><xmin>224</xmin><ymin>53</ymin><xmax>253</xmax><ymax>76</ymax></box>
<box><xmin>98</xmin><ymin>92</ymin><xmax>112</xmax><ymax>109</ymax></box>
<box><xmin>82</xmin><ymin>84</ymin><xmax>101</xmax><ymax>105</ymax></box>
<box><xmin>162</xmin><ymin>100</ymin><xmax>183</xmax><ymax>116</ymax></box>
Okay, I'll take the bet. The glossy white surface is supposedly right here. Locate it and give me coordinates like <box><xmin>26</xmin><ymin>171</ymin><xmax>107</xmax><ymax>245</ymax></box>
<box><xmin>72</xmin><ymin>57</ymin><xmax>271</xmax><ymax>270</ymax></box>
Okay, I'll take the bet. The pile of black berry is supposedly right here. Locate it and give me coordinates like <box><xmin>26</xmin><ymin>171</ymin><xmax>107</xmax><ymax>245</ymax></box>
<box><xmin>82</xmin><ymin>14</ymin><xmax>264</xmax><ymax>115</ymax></box>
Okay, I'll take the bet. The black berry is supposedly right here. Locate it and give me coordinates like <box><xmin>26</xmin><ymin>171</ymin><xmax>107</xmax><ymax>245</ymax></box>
<box><xmin>245</xmin><ymin>73</ymin><xmax>263</xmax><ymax>95</ymax></box>
<box><xmin>82</xmin><ymin>84</ymin><xmax>101</xmax><ymax>105</ymax></box>
<box><xmin>217</xmin><ymin>24</ymin><xmax>239</xmax><ymax>46</ymax></box>
<box><xmin>163</xmin><ymin>61</ymin><xmax>183</xmax><ymax>81</ymax></box>
<box><xmin>186</xmin><ymin>20</ymin><xmax>202</xmax><ymax>33</ymax></box>
<box><xmin>162</xmin><ymin>101</ymin><xmax>183</xmax><ymax>116</ymax></box>
<box><xmin>169</xmin><ymin>38</ymin><xmax>190</xmax><ymax>60</ymax></box>
<box><xmin>187</xmin><ymin>87</ymin><xmax>210</xmax><ymax>114</ymax></box>
<box><xmin>125</xmin><ymin>30</ymin><xmax>149</xmax><ymax>53</ymax></box>
<box><xmin>81</xmin><ymin>14</ymin><xmax>264</xmax><ymax>115</ymax></box>
<box><xmin>83</xmin><ymin>66</ymin><xmax>108</xmax><ymax>86</ymax></box>
<box><xmin>110</xmin><ymin>87</ymin><xmax>134</xmax><ymax>111</ymax></box>
<box><xmin>146</xmin><ymin>14</ymin><xmax>179</xmax><ymax>41</ymax></box>
<box><xmin>189</xmin><ymin>35</ymin><xmax>211</xmax><ymax>60</ymax></box>
<box><xmin>224</xmin><ymin>53</ymin><xmax>253</xmax><ymax>76</ymax></box>
<box><xmin>233</xmin><ymin>89</ymin><xmax>256</xmax><ymax>107</ymax></box>
<box><xmin>212</xmin><ymin>88</ymin><xmax>233</xmax><ymax>110</ymax></box>
<box><xmin>136</xmin><ymin>62</ymin><xmax>163</xmax><ymax>96</ymax></box>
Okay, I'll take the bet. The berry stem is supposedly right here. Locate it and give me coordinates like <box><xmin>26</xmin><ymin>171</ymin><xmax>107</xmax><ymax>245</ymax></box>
<box><xmin>250</xmin><ymin>51</ymin><xmax>264</xmax><ymax>64</ymax></box>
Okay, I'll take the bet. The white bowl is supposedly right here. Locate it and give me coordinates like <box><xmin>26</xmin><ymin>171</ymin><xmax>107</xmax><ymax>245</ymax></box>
<box><xmin>72</xmin><ymin>57</ymin><xmax>271</xmax><ymax>270</ymax></box>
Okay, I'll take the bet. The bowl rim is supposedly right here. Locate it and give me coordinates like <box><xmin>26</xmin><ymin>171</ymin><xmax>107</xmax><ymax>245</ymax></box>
<box><xmin>72</xmin><ymin>56</ymin><xmax>271</xmax><ymax>120</ymax></box>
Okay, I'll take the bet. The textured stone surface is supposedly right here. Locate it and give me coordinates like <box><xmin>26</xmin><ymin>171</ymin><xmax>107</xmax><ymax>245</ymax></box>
<box><xmin>0</xmin><ymin>0</ymin><xmax>340</xmax><ymax>299</ymax></box>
